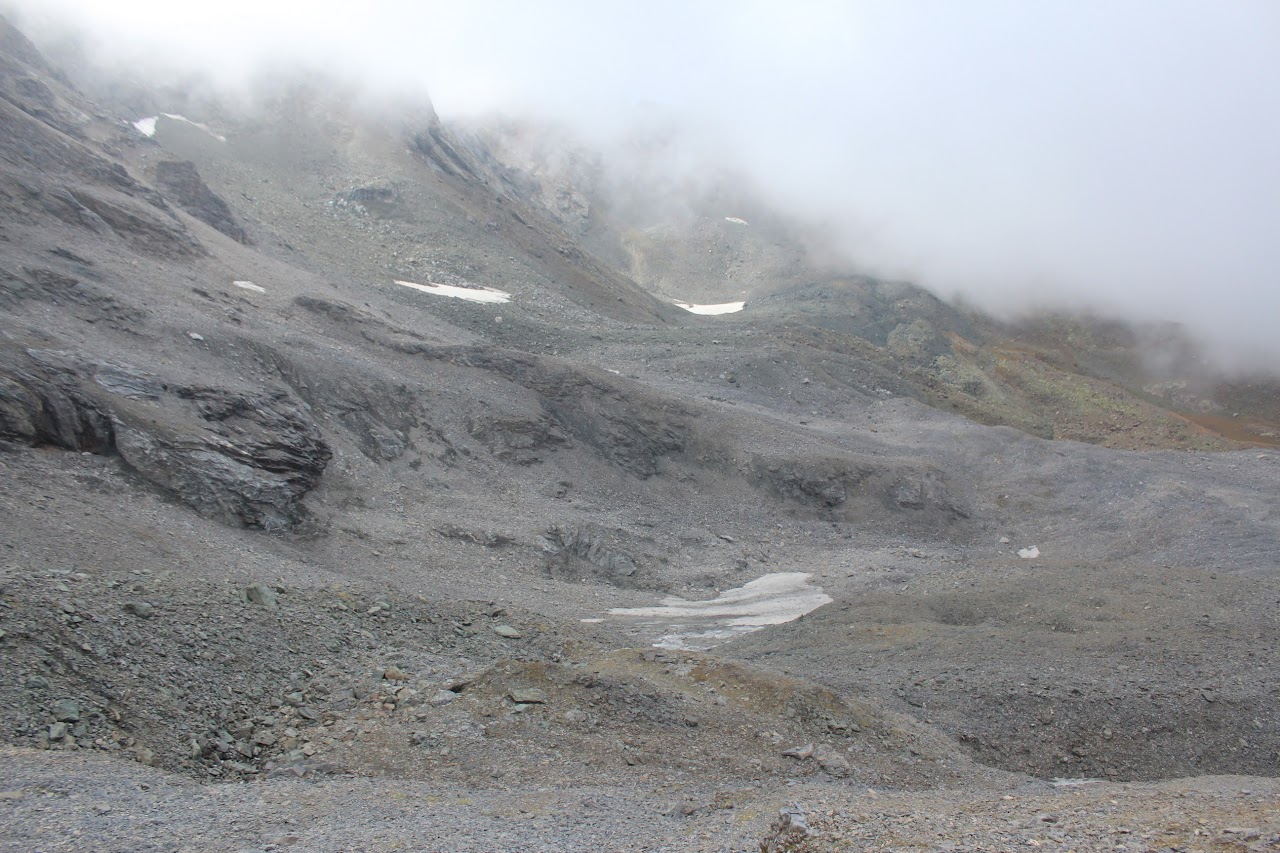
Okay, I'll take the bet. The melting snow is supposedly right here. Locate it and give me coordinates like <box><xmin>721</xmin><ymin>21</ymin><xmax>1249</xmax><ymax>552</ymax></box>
<box><xmin>608</xmin><ymin>572</ymin><xmax>832</xmax><ymax>650</ymax></box>
<box><xmin>232</xmin><ymin>280</ymin><xmax>265</xmax><ymax>294</ymax></box>
<box><xmin>132</xmin><ymin>114</ymin><xmax>226</xmax><ymax>142</ymax></box>
<box><xmin>673</xmin><ymin>300</ymin><xmax>745</xmax><ymax>315</ymax></box>
<box><xmin>1018</xmin><ymin>545</ymin><xmax>1041</xmax><ymax>559</ymax></box>
<box><xmin>724</xmin><ymin>216</ymin><xmax>749</xmax><ymax>225</ymax></box>
<box><xmin>394</xmin><ymin>279</ymin><xmax>511</xmax><ymax>304</ymax></box>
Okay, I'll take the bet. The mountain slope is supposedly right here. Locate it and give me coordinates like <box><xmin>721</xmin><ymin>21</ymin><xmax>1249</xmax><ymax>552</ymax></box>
<box><xmin>0</xmin><ymin>17</ymin><xmax>1277</xmax><ymax>851</ymax></box>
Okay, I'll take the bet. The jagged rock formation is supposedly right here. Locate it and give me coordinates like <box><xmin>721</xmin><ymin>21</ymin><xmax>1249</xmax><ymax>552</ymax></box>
<box><xmin>0</xmin><ymin>343</ymin><xmax>328</xmax><ymax>530</ymax></box>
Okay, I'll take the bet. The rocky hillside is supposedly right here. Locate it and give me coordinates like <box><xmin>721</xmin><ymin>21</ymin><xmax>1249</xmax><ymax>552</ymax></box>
<box><xmin>0</xmin><ymin>16</ymin><xmax>1276</xmax><ymax>851</ymax></box>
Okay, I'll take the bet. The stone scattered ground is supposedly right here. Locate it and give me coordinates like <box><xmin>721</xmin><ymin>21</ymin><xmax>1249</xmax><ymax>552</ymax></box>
<box><xmin>0</xmin><ymin>15</ymin><xmax>1277</xmax><ymax>851</ymax></box>
<box><xmin>757</xmin><ymin>776</ymin><xmax>1280</xmax><ymax>852</ymax></box>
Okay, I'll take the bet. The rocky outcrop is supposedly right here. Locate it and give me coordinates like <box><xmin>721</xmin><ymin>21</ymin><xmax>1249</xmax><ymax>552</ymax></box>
<box><xmin>467</xmin><ymin>414</ymin><xmax>570</xmax><ymax>465</ymax></box>
<box><xmin>153</xmin><ymin>160</ymin><xmax>250</xmax><ymax>243</ymax></box>
<box><xmin>397</xmin><ymin>344</ymin><xmax>691</xmax><ymax>478</ymax></box>
<box><xmin>0</xmin><ymin>344</ymin><xmax>329</xmax><ymax>530</ymax></box>
<box><xmin>0</xmin><ymin>265</ymin><xmax>144</xmax><ymax>330</ymax></box>
<box><xmin>542</xmin><ymin>524</ymin><xmax>641</xmax><ymax>586</ymax></box>
<box><xmin>0</xmin><ymin>347</ymin><xmax>115</xmax><ymax>453</ymax></box>
<box><xmin>751</xmin><ymin>454</ymin><xmax>970</xmax><ymax>525</ymax></box>
<box><xmin>332</xmin><ymin>184</ymin><xmax>404</xmax><ymax>220</ymax></box>
<box><xmin>248</xmin><ymin>344</ymin><xmax>443</xmax><ymax>465</ymax></box>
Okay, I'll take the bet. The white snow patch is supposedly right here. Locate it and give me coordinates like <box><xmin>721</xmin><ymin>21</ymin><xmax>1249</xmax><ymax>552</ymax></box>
<box><xmin>232</xmin><ymin>280</ymin><xmax>265</xmax><ymax>294</ymax></box>
<box><xmin>131</xmin><ymin>114</ymin><xmax>225</xmax><ymax>142</ymax></box>
<box><xmin>673</xmin><ymin>300</ymin><xmax>745</xmax><ymax>315</ymax></box>
<box><xmin>1052</xmin><ymin>778</ymin><xmax>1101</xmax><ymax>787</ymax></box>
<box><xmin>1018</xmin><ymin>545</ymin><xmax>1041</xmax><ymax>559</ymax></box>
<box><xmin>394</xmin><ymin>279</ymin><xmax>511</xmax><ymax>304</ymax></box>
<box><xmin>608</xmin><ymin>572</ymin><xmax>832</xmax><ymax>650</ymax></box>
<box><xmin>724</xmin><ymin>216</ymin><xmax>749</xmax><ymax>225</ymax></box>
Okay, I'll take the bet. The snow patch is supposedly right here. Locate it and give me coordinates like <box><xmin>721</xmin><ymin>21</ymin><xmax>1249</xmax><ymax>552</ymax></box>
<box><xmin>673</xmin><ymin>300</ymin><xmax>745</xmax><ymax>315</ymax></box>
<box><xmin>393</xmin><ymin>279</ymin><xmax>511</xmax><ymax>304</ymax></box>
<box><xmin>724</xmin><ymin>216</ymin><xmax>749</xmax><ymax>225</ymax></box>
<box><xmin>1018</xmin><ymin>545</ymin><xmax>1041</xmax><ymax>559</ymax></box>
<box><xmin>232</xmin><ymin>280</ymin><xmax>265</xmax><ymax>294</ymax></box>
<box><xmin>607</xmin><ymin>572</ymin><xmax>832</xmax><ymax>650</ymax></box>
<box><xmin>131</xmin><ymin>114</ymin><xmax>225</xmax><ymax>142</ymax></box>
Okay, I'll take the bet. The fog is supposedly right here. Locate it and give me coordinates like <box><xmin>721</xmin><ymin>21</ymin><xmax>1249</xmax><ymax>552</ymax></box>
<box><xmin>8</xmin><ymin>1</ymin><xmax>1280</xmax><ymax>368</ymax></box>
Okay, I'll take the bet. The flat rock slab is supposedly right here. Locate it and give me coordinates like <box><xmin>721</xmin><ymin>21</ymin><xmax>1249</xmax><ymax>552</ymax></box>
<box><xmin>508</xmin><ymin>688</ymin><xmax>547</xmax><ymax>704</ymax></box>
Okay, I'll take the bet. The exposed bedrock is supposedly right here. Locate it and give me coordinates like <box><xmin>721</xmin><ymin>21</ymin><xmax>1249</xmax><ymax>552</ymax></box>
<box><xmin>153</xmin><ymin>159</ymin><xmax>250</xmax><ymax>244</ymax></box>
<box><xmin>0</xmin><ymin>343</ymin><xmax>329</xmax><ymax>530</ymax></box>
<box><xmin>747</xmin><ymin>453</ymin><xmax>971</xmax><ymax>529</ymax></box>
<box><xmin>398</xmin><ymin>343</ymin><xmax>692</xmax><ymax>478</ymax></box>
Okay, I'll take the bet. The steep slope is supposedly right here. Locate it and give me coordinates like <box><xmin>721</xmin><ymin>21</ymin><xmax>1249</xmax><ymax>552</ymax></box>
<box><xmin>0</xmin><ymin>17</ymin><xmax>1277</xmax><ymax>852</ymax></box>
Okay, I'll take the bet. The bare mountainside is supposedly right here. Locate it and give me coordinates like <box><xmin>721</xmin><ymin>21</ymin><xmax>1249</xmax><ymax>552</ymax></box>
<box><xmin>0</xmin><ymin>17</ymin><xmax>1277</xmax><ymax>852</ymax></box>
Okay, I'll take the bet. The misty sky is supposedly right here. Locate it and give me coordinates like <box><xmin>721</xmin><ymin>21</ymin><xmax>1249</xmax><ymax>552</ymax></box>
<box><xmin>9</xmin><ymin>1</ymin><xmax>1280</xmax><ymax>367</ymax></box>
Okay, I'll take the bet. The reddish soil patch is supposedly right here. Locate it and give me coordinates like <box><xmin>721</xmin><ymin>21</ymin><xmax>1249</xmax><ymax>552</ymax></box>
<box><xmin>1178</xmin><ymin>412</ymin><xmax>1280</xmax><ymax>447</ymax></box>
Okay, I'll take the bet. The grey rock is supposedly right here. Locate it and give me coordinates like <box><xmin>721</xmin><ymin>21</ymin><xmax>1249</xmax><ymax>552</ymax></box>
<box><xmin>0</xmin><ymin>346</ymin><xmax>330</xmax><ymax>531</ymax></box>
<box><xmin>467</xmin><ymin>415</ymin><xmax>569</xmax><ymax>465</ymax></box>
<box><xmin>760</xmin><ymin>805</ymin><xmax>811</xmax><ymax>853</ymax></box>
<box><xmin>781</xmin><ymin>742</ymin><xmax>815</xmax><ymax>760</ymax></box>
<box><xmin>153</xmin><ymin>160</ymin><xmax>251</xmax><ymax>244</ymax></box>
<box><xmin>0</xmin><ymin>347</ymin><xmax>114</xmax><ymax>452</ymax></box>
<box><xmin>266</xmin><ymin>759</ymin><xmax>340</xmax><ymax>779</ymax></box>
<box><xmin>508</xmin><ymin>687</ymin><xmax>547</xmax><ymax>704</ymax></box>
<box><xmin>428</xmin><ymin>690</ymin><xmax>456</xmax><ymax>707</ymax></box>
<box><xmin>812</xmin><ymin>743</ymin><xmax>851</xmax><ymax>776</ymax></box>
<box><xmin>93</xmin><ymin>364</ymin><xmax>163</xmax><ymax>400</ymax></box>
<box><xmin>124</xmin><ymin>600</ymin><xmax>155</xmax><ymax>618</ymax></box>
<box><xmin>25</xmin><ymin>675</ymin><xmax>49</xmax><ymax>690</ymax></box>
<box><xmin>244</xmin><ymin>583</ymin><xmax>279</xmax><ymax>610</ymax></box>
<box><xmin>51</xmin><ymin>698</ymin><xmax>80</xmax><ymax>722</ymax></box>
<box><xmin>48</xmin><ymin>722</ymin><xmax>68</xmax><ymax>740</ymax></box>
<box><xmin>437</xmin><ymin>524</ymin><xmax>514</xmax><ymax>547</ymax></box>
<box><xmin>543</xmin><ymin>525</ymin><xmax>639</xmax><ymax>581</ymax></box>
<box><xmin>492</xmin><ymin>624</ymin><xmax>522</xmax><ymax>639</ymax></box>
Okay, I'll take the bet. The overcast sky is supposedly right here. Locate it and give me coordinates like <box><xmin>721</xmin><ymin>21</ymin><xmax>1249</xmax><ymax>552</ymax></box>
<box><xmin>9</xmin><ymin>1</ymin><xmax>1280</xmax><ymax>367</ymax></box>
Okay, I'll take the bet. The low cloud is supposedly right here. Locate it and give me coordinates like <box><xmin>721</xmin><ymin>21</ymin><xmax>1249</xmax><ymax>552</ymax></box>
<box><xmin>9</xmin><ymin>0</ymin><xmax>1280</xmax><ymax>368</ymax></box>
